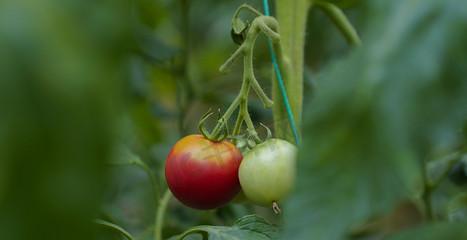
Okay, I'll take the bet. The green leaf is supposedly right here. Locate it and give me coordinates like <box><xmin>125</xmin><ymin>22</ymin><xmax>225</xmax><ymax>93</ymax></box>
<box><xmin>133</xmin><ymin>0</ymin><xmax>165</xmax><ymax>28</ymax></box>
<box><xmin>0</xmin><ymin>1</ymin><xmax>130</xmax><ymax>240</ymax></box>
<box><xmin>136</xmin><ymin>27</ymin><xmax>179</xmax><ymax>63</ymax></box>
<box><xmin>170</xmin><ymin>215</ymin><xmax>279</xmax><ymax>240</ymax></box>
<box><xmin>387</xmin><ymin>223</ymin><xmax>467</xmax><ymax>240</ymax></box>
<box><xmin>447</xmin><ymin>192</ymin><xmax>467</xmax><ymax>222</ymax></box>
<box><xmin>427</xmin><ymin>152</ymin><xmax>462</xmax><ymax>186</ymax></box>
<box><xmin>446</xmin><ymin>155</ymin><xmax>467</xmax><ymax>186</ymax></box>
<box><xmin>284</xmin><ymin>0</ymin><xmax>467</xmax><ymax>239</ymax></box>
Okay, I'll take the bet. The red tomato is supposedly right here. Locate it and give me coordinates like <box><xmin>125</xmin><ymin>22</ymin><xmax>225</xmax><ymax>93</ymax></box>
<box><xmin>165</xmin><ymin>134</ymin><xmax>243</xmax><ymax>209</ymax></box>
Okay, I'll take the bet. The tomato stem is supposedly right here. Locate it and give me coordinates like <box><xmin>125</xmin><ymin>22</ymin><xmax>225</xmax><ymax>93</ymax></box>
<box><xmin>233</xmin><ymin>3</ymin><xmax>263</xmax><ymax>19</ymax></box>
<box><xmin>209</xmin><ymin>12</ymin><xmax>285</xmax><ymax>143</ymax></box>
<box><xmin>232</xmin><ymin>109</ymin><xmax>244</xmax><ymax>136</ymax></box>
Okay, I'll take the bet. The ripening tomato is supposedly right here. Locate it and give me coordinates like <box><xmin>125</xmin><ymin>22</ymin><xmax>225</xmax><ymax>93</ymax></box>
<box><xmin>239</xmin><ymin>138</ymin><xmax>297</xmax><ymax>207</ymax></box>
<box><xmin>165</xmin><ymin>134</ymin><xmax>243</xmax><ymax>209</ymax></box>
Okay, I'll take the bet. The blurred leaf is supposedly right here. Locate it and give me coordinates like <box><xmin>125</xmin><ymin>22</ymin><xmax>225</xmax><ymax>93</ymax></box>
<box><xmin>427</xmin><ymin>152</ymin><xmax>463</xmax><ymax>186</ymax></box>
<box><xmin>348</xmin><ymin>200</ymin><xmax>422</xmax><ymax>239</ymax></box>
<box><xmin>133</xmin><ymin>0</ymin><xmax>164</xmax><ymax>28</ymax></box>
<box><xmin>113</xmin><ymin>147</ymin><xmax>145</xmax><ymax>166</ymax></box>
<box><xmin>128</xmin><ymin>56</ymin><xmax>151</xmax><ymax>98</ymax></box>
<box><xmin>136</xmin><ymin>27</ymin><xmax>179</xmax><ymax>64</ymax></box>
<box><xmin>447</xmin><ymin>155</ymin><xmax>467</xmax><ymax>186</ymax></box>
<box><xmin>387</xmin><ymin>223</ymin><xmax>467</xmax><ymax>240</ymax></box>
<box><xmin>0</xmin><ymin>1</ymin><xmax>130</xmax><ymax>240</ymax></box>
<box><xmin>324</xmin><ymin>0</ymin><xmax>362</xmax><ymax>9</ymax></box>
<box><xmin>447</xmin><ymin>192</ymin><xmax>467</xmax><ymax>222</ymax></box>
<box><xmin>129</xmin><ymin>101</ymin><xmax>163</xmax><ymax>148</ymax></box>
<box><xmin>284</xmin><ymin>0</ymin><xmax>467</xmax><ymax>239</ymax></box>
<box><xmin>169</xmin><ymin>215</ymin><xmax>279</xmax><ymax>240</ymax></box>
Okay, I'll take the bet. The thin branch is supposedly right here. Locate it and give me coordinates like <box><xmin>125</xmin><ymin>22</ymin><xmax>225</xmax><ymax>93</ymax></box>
<box><xmin>232</xmin><ymin>109</ymin><xmax>244</xmax><ymax>136</ymax></box>
<box><xmin>315</xmin><ymin>1</ymin><xmax>361</xmax><ymax>46</ymax></box>
<box><xmin>250</xmin><ymin>75</ymin><xmax>273</xmax><ymax>108</ymax></box>
<box><xmin>257</xmin><ymin>18</ymin><xmax>281</xmax><ymax>42</ymax></box>
<box><xmin>213</xmin><ymin>7</ymin><xmax>288</xmax><ymax>141</ymax></box>
<box><xmin>210</xmin><ymin>95</ymin><xmax>241</xmax><ymax>138</ymax></box>
<box><xmin>94</xmin><ymin>219</ymin><xmax>134</xmax><ymax>240</ymax></box>
<box><xmin>219</xmin><ymin>45</ymin><xmax>245</xmax><ymax>73</ymax></box>
<box><xmin>155</xmin><ymin>190</ymin><xmax>172</xmax><ymax>240</ymax></box>
<box><xmin>233</xmin><ymin>3</ymin><xmax>263</xmax><ymax>19</ymax></box>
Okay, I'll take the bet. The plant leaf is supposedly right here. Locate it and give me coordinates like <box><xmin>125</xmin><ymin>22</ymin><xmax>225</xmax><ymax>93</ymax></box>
<box><xmin>284</xmin><ymin>0</ymin><xmax>467</xmax><ymax>239</ymax></box>
<box><xmin>169</xmin><ymin>215</ymin><xmax>279</xmax><ymax>240</ymax></box>
<box><xmin>447</xmin><ymin>192</ymin><xmax>467</xmax><ymax>222</ymax></box>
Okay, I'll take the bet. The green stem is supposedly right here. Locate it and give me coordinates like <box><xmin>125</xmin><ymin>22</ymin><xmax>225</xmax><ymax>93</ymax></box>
<box><xmin>133</xmin><ymin>159</ymin><xmax>160</xmax><ymax>205</ymax></box>
<box><xmin>219</xmin><ymin>45</ymin><xmax>245</xmax><ymax>73</ymax></box>
<box><xmin>242</xmin><ymin>103</ymin><xmax>260</xmax><ymax>142</ymax></box>
<box><xmin>155</xmin><ymin>190</ymin><xmax>172</xmax><ymax>240</ymax></box>
<box><xmin>241</xmin><ymin>41</ymin><xmax>261</xmax><ymax>141</ymax></box>
<box><xmin>233</xmin><ymin>3</ymin><xmax>263</xmax><ymax>19</ymax></box>
<box><xmin>210</xmin><ymin>95</ymin><xmax>241</xmax><ymax>138</ymax></box>
<box><xmin>127</xmin><ymin>156</ymin><xmax>169</xmax><ymax>240</ymax></box>
<box><xmin>273</xmin><ymin>0</ymin><xmax>309</xmax><ymax>142</ymax></box>
<box><xmin>212</xmin><ymin>16</ymin><xmax>276</xmax><ymax>140</ymax></box>
<box><xmin>250</xmin><ymin>75</ymin><xmax>273</xmax><ymax>108</ymax></box>
<box><xmin>232</xmin><ymin>109</ymin><xmax>243</xmax><ymax>136</ymax></box>
<box><xmin>421</xmin><ymin>158</ymin><xmax>434</xmax><ymax>221</ymax></box>
<box><xmin>212</xmin><ymin>13</ymin><xmax>290</xmax><ymax>142</ymax></box>
<box><xmin>94</xmin><ymin>219</ymin><xmax>134</xmax><ymax>240</ymax></box>
<box><xmin>315</xmin><ymin>1</ymin><xmax>361</xmax><ymax>46</ymax></box>
<box><xmin>257</xmin><ymin>19</ymin><xmax>281</xmax><ymax>41</ymax></box>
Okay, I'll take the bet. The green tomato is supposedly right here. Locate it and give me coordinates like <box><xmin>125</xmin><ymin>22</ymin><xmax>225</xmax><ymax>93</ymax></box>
<box><xmin>238</xmin><ymin>138</ymin><xmax>297</xmax><ymax>207</ymax></box>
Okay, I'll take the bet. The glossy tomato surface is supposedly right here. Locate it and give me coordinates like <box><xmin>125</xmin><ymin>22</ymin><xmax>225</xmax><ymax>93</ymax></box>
<box><xmin>165</xmin><ymin>134</ymin><xmax>243</xmax><ymax>209</ymax></box>
<box><xmin>239</xmin><ymin>138</ymin><xmax>297</xmax><ymax>206</ymax></box>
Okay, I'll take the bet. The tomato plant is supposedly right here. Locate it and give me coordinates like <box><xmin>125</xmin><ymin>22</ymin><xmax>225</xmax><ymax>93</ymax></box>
<box><xmin>165</xmin><ymin>134</ymin><xmax>242</xmax><ymax>209</ymax></box>
<box><xmin>4</xmin><ymin>0</ymin><xmax>467</xmax><ymax>240</ymax></box>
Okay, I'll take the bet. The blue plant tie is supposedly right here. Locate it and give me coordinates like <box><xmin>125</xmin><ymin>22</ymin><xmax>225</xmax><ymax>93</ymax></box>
<box><xmin>262</xmin><ymin>0</ymin><xmax>300</xmax><ymax>145</ymax></box>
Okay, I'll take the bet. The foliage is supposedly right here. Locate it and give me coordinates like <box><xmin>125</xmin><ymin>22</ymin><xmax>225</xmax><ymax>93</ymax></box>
<box><xmin>1</xmin><ymin>0</ymin><xmax>467</xmax><ymax>240</ymax></box>
<box><xmin>169</xmin><ymin>215</ymin><xmax>278</xmax><ymax>240</ymax></box>
<box><xmin>284</xmin><ymin>0</ymin><xmax>467</xmax><ymax>239</ymax></box>
<box><xmin>0</xmin><ymin>1</ymin><xmax>130</xmax><ymax>240</ymax></box>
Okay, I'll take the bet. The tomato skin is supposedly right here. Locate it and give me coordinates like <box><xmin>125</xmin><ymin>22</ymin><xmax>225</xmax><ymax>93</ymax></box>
<box><xmin>165</xmin><ymin>135</ymin><xmax>243</xmax><ymax>209</ymax></box>
<box><xmin>239</xmin><ymin>139</ymin><xmax>297</xmax><ymax>206</ymax></box>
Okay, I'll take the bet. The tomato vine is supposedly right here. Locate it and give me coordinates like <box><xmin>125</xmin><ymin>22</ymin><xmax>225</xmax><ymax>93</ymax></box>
<box><xmin>198</xmin><ymin>4</ymin><xmax>294</xmax><ymax>147</ymax></box>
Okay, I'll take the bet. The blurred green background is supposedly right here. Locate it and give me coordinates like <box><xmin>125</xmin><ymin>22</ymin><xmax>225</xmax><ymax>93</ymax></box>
<box><xmin>1</xmin><ymin>0</ymin><xmax>467</xmax><ymax>239</ymax></box>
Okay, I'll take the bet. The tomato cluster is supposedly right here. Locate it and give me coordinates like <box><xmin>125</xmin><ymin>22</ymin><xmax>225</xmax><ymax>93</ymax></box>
<box><xmin>165</xmin><ymin>134</ymin><xmax>296</xmax><ymax>210</ymax></box>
